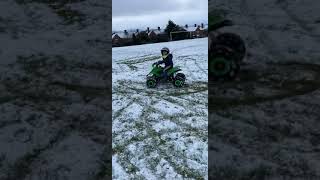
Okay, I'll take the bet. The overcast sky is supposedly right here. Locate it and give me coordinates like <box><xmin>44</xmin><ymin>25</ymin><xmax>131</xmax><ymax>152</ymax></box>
<box><xmin>112</xmin><ymin>0</ymin><xmax>208</xmax><ymax>31</ymax></box>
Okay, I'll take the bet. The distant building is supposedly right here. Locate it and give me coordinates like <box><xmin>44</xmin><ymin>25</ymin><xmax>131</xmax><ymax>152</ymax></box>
<box><xmin>148</xmin><ymin>27</ymin><xmax>168</xmax><ymax>42</ymax></box>
<box><xmin>112</xmin><ymin>23</ymin><xmax>207</xmax><ymax>47</ymax></box>
<box><xmin>112</xmin><ymin>30</ymin><xmax>138</xmax><ymax>46</ymax></box>
<box><xmin>148</xmin><ymin>27</ymin><xmax>163</xmax><ymax>39</ymax></box>
<box><xmin>183</xmin><ymin>23</ymin><xmax>208</xmax><ymax>38</ymax></box>
<box><xmin>112</xmin><ymin>33</ymin><xmax>122</xmax><ymax>46</ymax></box>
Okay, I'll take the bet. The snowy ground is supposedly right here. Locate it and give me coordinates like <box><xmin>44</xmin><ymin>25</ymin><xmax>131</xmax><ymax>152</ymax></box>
<box><xmin>0</xmin><ymin>0</ymin><xmax>112</xmax><ymax>180</ymax></box>
<box><xmin>112</xmin><ymin>38</ymin><xmax>208</xmax><ymax>179</ymax></box>
<box><xmin>209</xmin><ymin>0</ymin><xmax>320</xmax><ymax>179</ymax></box>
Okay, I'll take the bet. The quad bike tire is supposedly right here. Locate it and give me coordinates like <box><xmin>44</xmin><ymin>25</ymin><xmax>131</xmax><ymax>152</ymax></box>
<box><xmin>173</xmin><ymin>76</ymin><xmax>185</xmax><ymax>87</ymax></box>
<box><xmin>175</xmin><ymin>73</ymin><xmax>186</xmax><ymax>81</ymax></box>
<box><xmin>215</xmin><ymin>33</ymin><xmax>246</xmax><ymax>62</ymax></box>
<box><xmin>209</xmin><ymin>46</ymin><xmax>240</xmax><ymax>81</ymax></box>
<box><xmin>146</xmin><ymin>76</ymin><xmax>157</xmax><ymax>88</ymax></box>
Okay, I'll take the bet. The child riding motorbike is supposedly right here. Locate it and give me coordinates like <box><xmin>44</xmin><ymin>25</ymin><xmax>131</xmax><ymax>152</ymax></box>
<box><xmin>153</xmin><ymin>47</ymin><xmax>173</xmax><ymax>79</ymax></box>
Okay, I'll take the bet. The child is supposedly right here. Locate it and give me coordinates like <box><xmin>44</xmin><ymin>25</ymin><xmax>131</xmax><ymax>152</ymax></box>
<box><xmin>153</xmin><ymin>47</ymin><xmax>173</xmax><ymax>78</ymax></box>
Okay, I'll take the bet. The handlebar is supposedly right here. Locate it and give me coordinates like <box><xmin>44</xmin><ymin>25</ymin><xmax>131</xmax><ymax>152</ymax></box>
<box><xmin>152</xmin><ymin>63</ymin><xmax>161</xmax><ymax>67</ymax></box>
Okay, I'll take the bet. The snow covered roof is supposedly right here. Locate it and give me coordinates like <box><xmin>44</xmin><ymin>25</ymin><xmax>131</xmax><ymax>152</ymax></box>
<box><xmin>148</xmin><ymin>29</ymin><xmax>165</xmax><ymax>35</ymax></box>
<box><xmin>183</xmin><ymin>24</ymin><xmax>208</xmax><ymax>32</ymax></box>
<box><xmin>112</xmin><ymin>34</ymin><xmax>118</xmax><ymax>38</ymax></box>
<box><xmin>200</xmin><ymin>24</ymin><xmax>208</xmax><ymax>30</ymax></box>
<box><xmin>112</xmin><ymin>31</ymin><xmax>138</xmax><ymax>39</ymax></box>
<box><xmin>183</xmin><ymin>26</ymin><xmax>199</xmax><ymax>32</ymax></box>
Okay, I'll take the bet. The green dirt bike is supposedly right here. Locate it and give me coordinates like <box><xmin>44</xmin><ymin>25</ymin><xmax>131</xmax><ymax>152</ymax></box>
<box><xmin>209</xmin><ymin>14</ymin><xmax>246</xmax><ymax>81</ymax></box>
<box><xmin>146</xmin><ymin>63</ymin><xmax>186</xmax><ymax>88</ymax></box>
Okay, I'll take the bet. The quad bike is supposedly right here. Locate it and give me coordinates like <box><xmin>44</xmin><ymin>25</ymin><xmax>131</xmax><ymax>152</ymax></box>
<box><xmin>209</xmin><ymin>14</ymin><xmax>246</xmax><ymax>81</ymax></box>
<box><xmin>146</xmin><ymin>63</ymin><xmax>186</xmax><ymax>88</ymax></box>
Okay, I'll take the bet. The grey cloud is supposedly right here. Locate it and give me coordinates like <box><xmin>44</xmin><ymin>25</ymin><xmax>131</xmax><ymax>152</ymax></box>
<box><xmin>112</xmin><ymin>0</ymin><xmax>207</xmax><ymax>31</ymax></box>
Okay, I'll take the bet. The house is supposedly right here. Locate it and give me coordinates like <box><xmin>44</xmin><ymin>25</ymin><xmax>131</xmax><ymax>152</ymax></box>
<box><xmin>148</xmin><ymin>27</ymin><xmax>163</xmax><ymax>40</ymax></box>
<box><xmin>112</xmin><ymin>33</ymin><xmax>122</xmax><ymax>46</ymax></box>
<box><xmin>183</xmin><ymin>23</ymin><xmax>207</xmax><ymax>38</ymax></box>
<box><xmin>148</xmin><ymin>27</ymin><xmax>168</xmax><ymax>42</ymax></box>
<box><xmin>112</xmin><ymin>23</ymin><xmax>207</xmax><ymax>46</ymax></box>
<box><xmin>200</xmin><ymin>23</ymin><xmax>208</xmax><ymax>37</ymax></box>
<box><xmin>112</xmin><ymin>30</ymin><xmax>138</xmax><ymax>46</ymax></box>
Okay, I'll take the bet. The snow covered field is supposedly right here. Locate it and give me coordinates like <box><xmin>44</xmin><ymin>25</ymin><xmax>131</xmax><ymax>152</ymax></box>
<box><xmin>209</xmin><ymin>0</ymin><xmax>320</xmax><ymax>179</ymax></box>
<box><xmin>112</xmin><ymin>38</ymin><xmax>208</xmax><ymax>179</ymax></box>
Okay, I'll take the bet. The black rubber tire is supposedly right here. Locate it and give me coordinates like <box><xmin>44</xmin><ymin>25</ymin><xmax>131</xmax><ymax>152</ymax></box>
<box><xmin>173</xmin><ymin>76</ymin><xmax>184</xmax><ymax>87</ymax></box>
<box><xmin>215</xmin><ymin>33</ymin><xmax>246</xmax><ymax>62</ymax></box>
<box><xmin>176</xmin><ymin>73</ymin><xmax>186</xmax><ymax>81</ymax></box>
<box><xmin>209</xmin><ymin>46</ymin><xmax>240</xmax><ymax>81</ymax></box>
<box><xmin>146</xmin><ymin>77</ymin><xmax>157</xmax><ymax>88</ymax></box>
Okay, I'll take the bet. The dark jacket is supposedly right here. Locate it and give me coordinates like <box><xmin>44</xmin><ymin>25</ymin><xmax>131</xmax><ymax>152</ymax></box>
<box><xmin>157</xmin><ymin>54</ymin><xmax>173</xmax><ymax>68</ymax></box>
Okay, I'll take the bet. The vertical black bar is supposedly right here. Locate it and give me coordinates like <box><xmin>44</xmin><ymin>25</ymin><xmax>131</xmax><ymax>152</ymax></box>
<box><xmin>0</xmin><ymin>0</ymin><xmax>112</xmax><ymax>179</ymax></box>
<box><xmin>209</xmin><ymin>0</ymin><xmax>320</xmax><ymax>179</ymax></box>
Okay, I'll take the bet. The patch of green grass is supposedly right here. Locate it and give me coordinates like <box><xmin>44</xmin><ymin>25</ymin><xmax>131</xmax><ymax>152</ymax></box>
<box><xmin>3</xmin><ymin>129</ymin><xmax>69</xmax><ymax>180</ymax></box>
<box><xmin>118</xmin><ymin>55</ymin><xmax>161</xmax><ymax>66</ymax></box>
<box><xmin>94</xmin><ymin>149</ymin><xmax>112</xmax><ymax>180</ymax></box>
<box><xmin>210</xmin><ymin>164</ymin><xmax>272</xmax><ymax>180</ymax></box>
<box><xmin>209</xmin><ymin>79</ymin><xmax>320</xmax><ymax>111</ymax></box>
<box><xmin>55</xmin><ymin>7</ymin><xmax>85</xmax><ymax>25</ymax></box>
<box><xmin>162</xmin><ymin>155</ymin><xmax>205</xmax><ymax>180</ymax></box>
<box><xmin>50</xmin><ymin>81</ymin><xmax>110</xmax><ymax>102</ymax></box>
<box><xmin>115</xmin><ymin>153</ymin><xmax>142</xmax><ymax>179</ymax></box>
<box><xmin>0</xmin><ymin>153</ymin><xmax>6</xmax><ymax>169</ymax></box>
<box><xmin>209</xmin><ymin>10</ymin><xmax>228</xmax><ymax>24</ymax></box>
<box><xmin>0</xmin><ymin>96</ymin><xmax>16</xmax><ymax>105</ymax></box>
<box><xmin>15</xmin><ymin>0</ymin><xmax>86</xmax><ymax>25</ymax></box>
<box><xmin>126</xmin><ymin>64</ymin><xmax>138</xmax><ymax>71</ymax></box>
<box><xmin>209</xmin><ymin>62</ymin><xmax>320</xmax><ymax>111</ymax></box>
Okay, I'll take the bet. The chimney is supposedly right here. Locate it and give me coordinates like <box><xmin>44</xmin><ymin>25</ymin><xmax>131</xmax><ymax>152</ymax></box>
<box><xmin>185</xmin><ymin>24</ymin><xmax>188</xmax><ymax>28</ymax></box>
<box><xmin>158</xmin><ymin>27</ymin><xmax>160</xmax><ymax>31</ymax></box>
<box><xmin>194</xmin><ymin>24</ymin><xmax>197</xmax><ymax>27</ymax></box>
<box><xmin>201</xmin><ymin>23</ymin><xmax>204</xmax><ymax>28</ymax></box>
<box><xmin>147</xmin><ymin>27</ymin><xmax>150</xmax><ymax>33</ymax></box>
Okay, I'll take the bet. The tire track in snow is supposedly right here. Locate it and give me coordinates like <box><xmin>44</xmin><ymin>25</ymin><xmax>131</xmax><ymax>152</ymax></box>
<box><xmin>1</xmin><ymin>58</ymin><xmax>111</xmax><ymax>180</ymax></box>
<box><xmin>112</xmin><ymin>39</ymin><xmax>208</xmax><ymax>179</ymax></box>
<box><xmin>113</xmin><ymin>81</ymin><xmax>207</xmax><ymax>178</ymax></box>
<box><xmin>276</xmin><ymin>0</ymin><xmax>320</xmax><ymax>43</ymax></box>
<box><xmin>209</xmin><ymin>0</ymin><xmax>320</xmax><ymax>179</ymax></box>
<box><xmin>240</xmin><ymin>0</ymin><xmax>285</xmax><ymax>61</ymax></box>
<box><xmin>181</xmin><ymin>57</ymin><xmax>202</xmax><ymax>82</ymax></box>
<box><xmin>3</xmin><ymin>128</ymin><xmax>71</xmax><ymax>180</ymax></box>
<box><xmin>114</xmin><ymin>90</ymin><xmax>207</xmax><ymax>175</ymax></box>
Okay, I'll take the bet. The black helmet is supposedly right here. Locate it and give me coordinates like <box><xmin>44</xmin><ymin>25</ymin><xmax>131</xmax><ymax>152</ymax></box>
<box><xmin>161</xmin><ymin>47</ymin><xmax>170</xmax><ymax>54</ymax></box>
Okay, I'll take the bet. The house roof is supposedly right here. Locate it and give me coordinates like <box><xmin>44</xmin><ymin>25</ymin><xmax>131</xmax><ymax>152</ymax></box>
<box><xmin>112</xmin><ymin>31</ymin><xmax>139</xmax><ymax>39</ymax></box>
<box><xmin>183</xmin><ymin>24</ymin><xmax>208</xmax><ymax>31</ymax></box>
<box><xmin>112</xmin><ymin>34</ymin><xmax>118</xmax><ymax>38</ymax></box>
<box><xmin>183</xmin><ymin>26</ymin><xmax>199</xmax><ymax>32</ymax></box>
<box><xmin>112</xmin><ymin>24</ymin><xmax>207</xmax><ymax>39</ymax></box>
<box><xmin>148</xmin><ymin>29</ymin><xmax>165</xmax><ymax>36</ymax></box>
<box><xmin>200</xmin><ymin>24</ymin><xmax>208</xmax><ymax>30</ymax></box>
